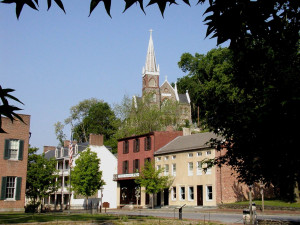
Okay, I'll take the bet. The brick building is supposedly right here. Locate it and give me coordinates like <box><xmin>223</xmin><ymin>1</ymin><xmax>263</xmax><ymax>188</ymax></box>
<box><xmin>0</xmin><ymin>114</ymin><xmax>31</xmax><ymax>212</ymax></box>
<box><xmin>114</xmin><ymin>131</ymin><xmax>183</xmax><ymax>208</ymax></box>
<box><xmin>154</xmin><ymin>132</ymin><xmax>248</xmax><ymax>207</ymax></box>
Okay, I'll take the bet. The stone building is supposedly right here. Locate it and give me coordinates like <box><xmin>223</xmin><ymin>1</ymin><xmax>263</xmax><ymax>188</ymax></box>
<box><xmin>134</xmin><ymin>30</ymin><xmax>192</xmax><ymax>125</ymax></box>
<box><xmin>0</xmin><ymin>114</ymin><xmax>31</xmax><ymax>212</ymax></box>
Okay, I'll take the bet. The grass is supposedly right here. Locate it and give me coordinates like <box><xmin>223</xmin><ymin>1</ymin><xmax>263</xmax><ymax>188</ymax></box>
<box><xmin>0</xmin><ymin>213</ymin><xmax>220</xmax><ymax>225</ymax></box>
<box><xmin>232</xmin><ymin>199</ymin><xmax>300</xmax><ymax>208</ymax></box>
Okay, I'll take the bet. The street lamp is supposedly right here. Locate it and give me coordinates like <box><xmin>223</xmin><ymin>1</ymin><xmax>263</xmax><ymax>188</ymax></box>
<box><xmin>100</xmin><ymin>187</ymin><xmax>104</xmax><ymax>213</ymax></box>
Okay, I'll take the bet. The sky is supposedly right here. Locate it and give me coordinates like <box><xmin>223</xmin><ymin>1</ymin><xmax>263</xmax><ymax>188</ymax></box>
<box><xmin>1</xmin><ymin>0</ymin><xmax>228</xmax><ymax>153</ymax></box>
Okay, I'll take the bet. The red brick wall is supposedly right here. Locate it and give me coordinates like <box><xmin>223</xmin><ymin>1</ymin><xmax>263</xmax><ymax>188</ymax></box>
<box><xmin>215</xmin><ymin>149</ymin><xmax>249</xmax><ymax>204</ymax></box>
<box><xmin>43</xmin><ymin>146</ymin><xmax>56</xmax><ymax>153</ymax></box>
<box><xmin>117</xmin><ymin>131</ymin><xmax>183</xmax><ymax>175</ymax></box>
<box><xmin>0</xmin><ymin>114</ymin><xmax>31</xmax><ymax>211</ymax></box>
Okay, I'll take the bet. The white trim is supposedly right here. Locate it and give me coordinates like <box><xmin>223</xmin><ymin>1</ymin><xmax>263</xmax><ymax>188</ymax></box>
<box><xmin>206</xmin><ymin>185</ymin><xmax>213</xmax><ymax>201</ymax></box>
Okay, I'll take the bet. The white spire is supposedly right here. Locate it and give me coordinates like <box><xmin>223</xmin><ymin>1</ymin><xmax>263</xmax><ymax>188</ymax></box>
<box><xmin>144</xmin><ymin>29</ymin><xmax>159</xmax><ymax>75</ymax></box>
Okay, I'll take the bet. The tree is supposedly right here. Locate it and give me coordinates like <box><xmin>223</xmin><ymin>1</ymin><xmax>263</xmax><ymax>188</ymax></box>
<box><xmin>178</xmin><ymin>45</ymin><xmax>300</xmax><ymax>201</ymax></box>
<box><xmin>0</xmin><ymin>85</ymin><xmax>24</xmax><ymax>133</ymax></box>
<box><xmin>26</xmin><ymin>146</ymin><xmax>58</xmax><ymax>210</ymax></box>
<box><xmin>71</xmin><ymin>147</ymin><xmax>105</xmax><ymax>209</ymax></box>
<box><xmin>114</xmin><ymin>93</ymin><xmax>181</xmax><ymax>139</ymax></box>
<box><xmin>135</xmin><ymin>160</ymin><xmax>173</xmax><ymax>209</ymax></box>
<box><xmin>54</xmin><ymin>121</ymin><xmax>66</xmax><ymax>147</ymax></box>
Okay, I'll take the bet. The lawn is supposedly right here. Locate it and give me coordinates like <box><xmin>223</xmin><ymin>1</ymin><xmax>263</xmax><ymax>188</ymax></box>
<box><xmin>0</xmin><ymin>213</ymin><xmax>218</xmax><ymax>225</ymax></box>
<box><xmin>232</xmin><ymin>200</ymin><xmax>300</xmax><ymax>208</ymax></box>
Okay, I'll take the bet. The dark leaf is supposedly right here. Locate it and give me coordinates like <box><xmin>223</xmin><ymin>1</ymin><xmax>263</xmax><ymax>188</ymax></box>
<box><xmin>47</xmin><ymin>0</ymin><xmax>51</xmax><ymax>10</ymax></box>
<box><xmin>123</xmin><ymin>0</ymin><xmax>145</xmax><ymax>14</ymax></box>
<box><xmin>89</xmin><ymin>0</ymin><xmax>111</xmax><ymax>17</ymax></box>
<box><xmin>54</xmin><ymin>0</ymin><xmax>65</xmax><ymax>13</ymax></box>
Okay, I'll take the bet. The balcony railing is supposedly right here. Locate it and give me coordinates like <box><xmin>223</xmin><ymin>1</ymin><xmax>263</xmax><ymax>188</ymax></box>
<box><xmin>113</xmin><ymin>173</ymin><xmax>139</xmax><ymax>181</ymax></box>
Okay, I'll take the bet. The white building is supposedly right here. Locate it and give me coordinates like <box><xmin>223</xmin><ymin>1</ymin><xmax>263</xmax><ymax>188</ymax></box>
<box><xmin>44</xmin><ymin>134</ymin><xmax>117</xmax><ymax>209</ymax></box>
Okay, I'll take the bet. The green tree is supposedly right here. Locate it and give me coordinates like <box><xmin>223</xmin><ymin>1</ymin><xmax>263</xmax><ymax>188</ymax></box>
<box><xmin>26</xmin><ymin>146</ymin><xmax>58</xmax><ymax>210</ymax></box>
<box><xmin>114</xmin><ymin>93</ymin><xmax>181</xmax><ymax>139</ymax></box>
<box><xmin>54</xmin><ymin>121</ymin><xmax>66</xmax><ymax>147</ymax></box>
<box><xmin>135</xmin><ymin>160</ymin><xmax>173</xmax><ymax>209</ymax></box>
<box><xmin>71</xmin><ymin>147</ymin><xmax>105</xmax><ymax>209</ymax></box>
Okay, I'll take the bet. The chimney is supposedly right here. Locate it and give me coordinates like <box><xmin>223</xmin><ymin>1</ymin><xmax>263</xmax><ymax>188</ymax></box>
<box><xmin>64</xmin><ymin>140</ymin><xmax>70</xmax><ymax>147</ymax></box>
<box><xmin>43</xmin><ymin>146</ymin><xmax>56</xmax><ymax>153</ymax></box>
<box><xmin>183</xmin><ymin>127</ymin><xmax>191</xmax><ymax>136</ymax></box>
<box><xmin>89</xmin><ymin>134</ymin><xmax>103</xmax><ymax>146</ymax></box>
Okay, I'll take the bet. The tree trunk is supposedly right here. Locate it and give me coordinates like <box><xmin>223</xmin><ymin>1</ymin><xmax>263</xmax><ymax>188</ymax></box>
<box><xmin>151</xmin><ymin>193</ymin><xmax>154</xmax><ymax>209</ymax></box>
<box><xmin>86</xmin><ymin>197</ymin><xmax>88</xmax><ymax>210</ymax></box>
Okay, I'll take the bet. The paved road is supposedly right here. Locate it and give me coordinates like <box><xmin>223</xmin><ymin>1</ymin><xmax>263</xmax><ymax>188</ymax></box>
<box><xmin>108</xmin><ymin>208</ymin><xmax>300</xmax><ymax>224</ymax></box>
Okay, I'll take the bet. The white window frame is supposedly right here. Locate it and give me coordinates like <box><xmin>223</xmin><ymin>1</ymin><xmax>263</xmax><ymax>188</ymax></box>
<box><xmin>8</xmin><ymin>140</ymin><xmax>19</xmax><ymax>160</ymax></box>
<box><xmin>188</xmin><ymin>153</ymin><xmax>193</xmax><ymax>158</ymax></box>
<box><xmin>156</xmin><ymin>157</ymin><xmax>161</xmax><ymax>162</ymax></box>
<box><xmin>60</xmin><ymin>147</ymin><xmax>64</xmax><ymax>157</ymax></box>
<box><xmin>180</xmin><ymin>186</ymin><xmax>185</xmax><ymax>200</ymax></box>
<box><xmin>206</xmin><ymin>185</ymin><xmax>213</xmax><ymax>201</ymax></box>
<box><xmin>188</xmin><ymin>186</ymin><xmax>194</xmax><ymax>201</ymax></box>
<box><xmin>172</xmin><ymin>155</ymin><xmax>176</xmax><ymax>160</ymax></box>
<box><xmin>197</xmin><ymin>161</ymin><xmax>202</xmax><ymax>175</ymax></box>
<box><xmin>172</xmin><ymin>186</ymin><xmax>176</xmax><ymax>200</ymax></box>
<box><xmin>55</xmin><ymin>148</ymin><xmax>58</xmax><ymax>158</ymax></box>
<box><xmin>156</xmin><ymin>165</ymin><xmax>161</xmax><ymax>171</ymax></box>
<box><xmin>164</xmin><ymin>156</ymin><xmax>169</xmax><ymax>161</ymax></box>
<box><xmin>164</xmin><ymin>164</ymin><xmax>169</xmax><ymax>175</ymax></box>
<box><xmin>172</xmin><ymin>163</ymin><xmax>176</xmax><ymax>176</ymax></box>
<box><xmin>5</xmin><ymin>177</ymin><xmax>16</xmax><ymax>200</ymax></box>
<box><xmin>206</xmin><ymin>150</ymin><xmax>211</xmax><ymax>156</ymax></box>
<box><xmin>188</xmin><ymin>162</ymin><xmax>193</xmax><ymax>176</ymax></box>
<box><xmin>75</xmin><ymin>144</ymin><xmax>78</xmax><ymax>154</ymax></box>
<box><xmin>206</xmin><ymin>167</ymin><xmax>212</xmax><ymax>175</ymax></box>
<box><xmin>197</xmin><ymin>152</ymin><xmax>202</xmax><ymax>157</ymax></box>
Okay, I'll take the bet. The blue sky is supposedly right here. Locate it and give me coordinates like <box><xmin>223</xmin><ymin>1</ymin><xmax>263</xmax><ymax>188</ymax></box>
<box><xmin>1</xmin><ymin>0</ymin><xmax>228</xmax><ymax>153</ymax></box>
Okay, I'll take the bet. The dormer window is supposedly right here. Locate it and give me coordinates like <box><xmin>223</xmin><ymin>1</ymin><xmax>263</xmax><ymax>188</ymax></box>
<box><xmin>75</xmin><ymin>144</ymin><xmax>78</xmax><ymax>155</ymax></box>
<box><xmin>60</xmin><ymin>147</ymin><xmax>64</xmax><ymax>157</ymax></box>
<box><xmin>55</xmin><ymin>148</ymin><xmax>58</xmax><ymax>158</ymax></box>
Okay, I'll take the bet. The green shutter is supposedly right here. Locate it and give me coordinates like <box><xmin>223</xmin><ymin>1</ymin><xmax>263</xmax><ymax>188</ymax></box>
<box><xmin>4</xmin><ymin>139</ymin><xmax>10</xmax><ymax>160</ymax></box>
<box><xmin>15</xmin><ymin>177</ymin><xmax>22</xmax><ymax>200</ymax></box>
<box><xmin>1</xmin><ymin>177</ymin><xmax>7</xmax><ymax>200</ymax></box>
<box><xmin>18</xmin><ymin>140</ymin><xmax>24</xmax><ymax>160</ymax></box>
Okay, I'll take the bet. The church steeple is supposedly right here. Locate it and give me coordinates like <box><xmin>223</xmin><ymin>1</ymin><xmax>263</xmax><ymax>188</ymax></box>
<box><xmin>143</xmin><ymin>29</ymin><xmax>159</xmax><ymax>76</ymax></box>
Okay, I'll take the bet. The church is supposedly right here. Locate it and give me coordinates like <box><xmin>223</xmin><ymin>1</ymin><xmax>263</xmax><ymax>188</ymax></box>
<box><xmin>134</xmin><ymin>30</ymin><xmax>192</xmax><ymax>125</ymax></box>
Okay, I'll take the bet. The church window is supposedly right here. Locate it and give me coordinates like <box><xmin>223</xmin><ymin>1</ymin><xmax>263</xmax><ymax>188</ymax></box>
<box><xmin>149</xmin><ymin>78</ymin><xmax>156</xmax><ymax>87</ymax></box>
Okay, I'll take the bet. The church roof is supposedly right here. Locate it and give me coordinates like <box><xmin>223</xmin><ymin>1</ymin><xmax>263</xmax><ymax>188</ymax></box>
<box><xmin>143</xmin><ymin>30</ymin><xmax>159</xmax><ymax>75</ymax></box>
<box><xmin>178</xmin><ymin>93</ymin><xmax>189</xmax><ymax>104</ymax></box>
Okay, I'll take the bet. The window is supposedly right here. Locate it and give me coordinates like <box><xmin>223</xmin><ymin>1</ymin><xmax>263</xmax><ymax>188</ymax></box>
<box><xmin>156</xmin><ymin>157</ymin><xmax>161</xmax><ymax>162</ymax></box>
<box><xmin>164</xmin><ymin>156</ymin><xmax>169</xmax><ymax>161</ymax></box>
<box><xmin>145</xmin><ymin>137</ymin><xmax>151</xmax><ymax>151</ymax></box>
<box><xmin>172</xmin><ymin>164</ymin><xmax>176</xmax><ymax>176</ymax></box>
<box><xmin>172</xmin><ymin>187</ymin><xmax>176</xmax><ymax>200</ymax></box>
<box><xmin>197</xmin><ymin>152</ymin><xmax>202</xmax><ymax>157</ymax></box>
<box><xmin>172</xmin><ymin>155</ymin><xmax>176</xmax><ymax>160</ymax></box>
<box><xmin>188</xmin><ymin>162</ymin><xmax>193</xmax><ymax>176</ymax></box>
<box><xmin>149</xmin><ymin>78</ymin><xmax>156</xmax><ymax>87</ymax></box>
<box><xmin>0</xmin><ymin>177</ymin><xmax>22</xmax><ymax>200</ymax></box>
<box><xmin>122</xmin><ymin>161</ymin><xmax>129</xmax><ymax>174</ymax></box>
<box><xmin>197</xmin><ymin>161</ymin><xmax>202</xmax><ymax>175</ymax></box>
<box><xmin>188</xmin><ymin>186</ymin><xmax>194</xmax><ymax>201</ymax></box>
<box><xmin>164</xmin><ymin>164</ymin><xmax>169</xmax><ymax>175</ymax></box>
<box><xmin>133</xmin><ymin>139</ymin><xmax>140</xmax><ymax>153</ymax></box>
<box><xmin>75</xmin><ymin>144</ymin><xmax>78</xmax><ymax>154</ymax></box>
<box><xmin>144</xmin><ymin>157</ymin><xmax>151</xmax><ymax>164</ymax></box>
<box><xmin>60</xmin><ymin>147</ymin><xmax>64</xmax><ymax>157</ymax></box>
<box><xmin>4</xmin><ymin>139</ymin><xmax>24</xmax><ymax>160</ymax></box>
<box><xmin>156</xmin><ymin>165</ymin><xmax>161</xmax><ymax>171</ymax></box>
<box><xmin>123</xmin><ymin>140</ymin><xmax>129</xmax><ymax>154</ymax></box>
<box><xmin>180</xmin><ymin>186</ymin><xmax>185</xmax><ymax>200</ymax></box>
<box><xmin>206</xmin><ymin>185</ymin><xmax>213</xmax><ymax>200</ymax></box>
<box><xmin>206</xmin><ymin>150</ymin><xmax>211</xmax><ymax>156</ymax></box>
<box><xmin>133</xmin><ymin>159</ymin><xmax>140</xmax><ymax>173</ymax></box>
<box><xmin>55</xmin><ymin>148</ymin><xmax>58</xmax><ymax>158</ymax></box>
<box><xmin>206</xmin><ymin>167</ymin><xmax>212</xmax><ymax>175</ymax></box>
<box><xmin>188</xmin><ymin>153</ymin><xmax>193</xmax><ymax>158</ymax></box>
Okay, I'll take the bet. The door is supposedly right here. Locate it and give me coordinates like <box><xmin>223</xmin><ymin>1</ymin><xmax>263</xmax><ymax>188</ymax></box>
<box><xmin>163</xmin><ymin>188</ymin><xmax>169</xmax><ymax>205</ymax></box>
<box><xmin>197</xmin><ymin>185</ymin><xmax>203</xmax><ymax>206</ymax></box>
<box><xmin>157</xmin><ymin>191</ymin><xmax>161</xmax><ymax>206</ymax></box>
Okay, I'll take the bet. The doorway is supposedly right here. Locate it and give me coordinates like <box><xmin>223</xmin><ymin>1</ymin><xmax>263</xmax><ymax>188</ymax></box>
<box><xmin>163</xmin><ymin>188</ymin><xmax>169</xmax><ymax>205</ymax></box>
<box><xmin>197</xmin><ymin>185</ymin><xmax>203</xmax><ymax>206</ymax></box>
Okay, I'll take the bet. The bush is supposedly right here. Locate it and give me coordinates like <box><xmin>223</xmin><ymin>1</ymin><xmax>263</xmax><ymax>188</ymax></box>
<box><xmin>25</xmin><ymin>201</ymin><xmax>40</xmax><ymax>213</ymax></box>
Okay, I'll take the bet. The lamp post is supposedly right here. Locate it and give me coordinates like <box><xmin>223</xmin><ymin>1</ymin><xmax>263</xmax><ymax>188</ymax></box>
<box><xmin>100</xmin><ymin>187</ymin><xmax>104</xmax><ymax>213</ymax></box>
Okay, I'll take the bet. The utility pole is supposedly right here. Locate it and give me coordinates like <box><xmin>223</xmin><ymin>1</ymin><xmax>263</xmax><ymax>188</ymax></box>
<box><xmin>249</xmin><ymin>185</ymin><xmax>253</xmax><ymax>224</ymax></box>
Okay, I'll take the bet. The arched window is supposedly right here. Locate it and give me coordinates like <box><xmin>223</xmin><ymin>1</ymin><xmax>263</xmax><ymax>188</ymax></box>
<box><xmin>149</xmin><ymin>78</ymin><xmax>156</xmax><ymax>87</ymax></box>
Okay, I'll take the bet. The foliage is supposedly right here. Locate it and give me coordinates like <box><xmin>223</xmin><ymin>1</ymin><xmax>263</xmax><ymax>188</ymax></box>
<box><xmin>54</xmin><ymin>121</ymin><xmax>66</xmax><ymax>147</ymax></box>
<box><xmin>71</xmin><ymin>148</ymin><xmax>105</xmax><ymax>204</ymax></box>
<box><xmin>1</xmin><ymin>0</ymin><xmax>204</xmax><ymax>19</ymax></box>
<box><xmin>114</xmin><ymin>93</ymin><xmax>181</xmax><ymax>139</ymax></box>
<box><xmin>0</xmin><ymin>85</ymin><xmax>24</xmax><ymax>133</ymax></box>
<box><xmin>57</xmin><ymin>98</ymin><xmax>119</xmax><ymax>151</ymax></box>
<box><xmin>135</xmin><ymin>160</ymin><xmax>173</xmax><ymax>208</ymax></box>
<box><xmin>26</xmin><ymin>146</ymin><xmax>58</xmax><ymax>205</ymax></box>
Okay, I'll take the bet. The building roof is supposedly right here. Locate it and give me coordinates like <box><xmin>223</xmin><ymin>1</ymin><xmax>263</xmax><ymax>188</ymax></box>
<box><xmin>44</xmin><ymin>142</ymin><xmax>89</xmax><ymax>160</ymax></box>
<box><xmin>154</xmin><ymin>132</ymin><xmax>222</xmax><ymax>155</ymax></box>
<box><xmin>178</xmin><ymin>93</ymin><xmax>189</xmax><ymax>104</ymax></box>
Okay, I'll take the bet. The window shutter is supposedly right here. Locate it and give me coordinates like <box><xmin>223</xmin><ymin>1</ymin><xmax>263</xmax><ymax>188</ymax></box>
<box><xmin>137</xmin><ymin>159</ymin><xmax>140</xmax><ymax>172</ymax></box>
<box><xmin>18</xmin><ymin>140</ymin><xmax>24</xmax><ymax>160</ymax></box>
<box><xmin>1</xmin><ymin>177</ymin><xmax>7</xmax><ymax>200</ymax></box>
<box><xmin>4</xmin><ymin>140</ymin><xmax>10</xmax><ymax>160</ymax></box>
<box><xmin>144</xmin><ymin>138</ymin><xmax>146</xmax><ymax>151</ymax></box>
<box><xmin>15</xmin><ymin>177</ymin><xmax>22</xmax><ymax>200</ymax></box>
